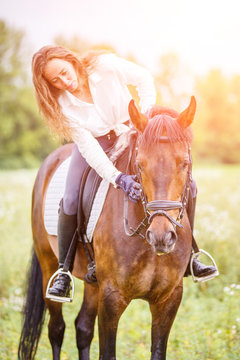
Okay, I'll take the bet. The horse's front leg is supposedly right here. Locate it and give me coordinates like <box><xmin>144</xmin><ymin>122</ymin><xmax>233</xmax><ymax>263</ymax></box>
<box><xmin>149</xmin><ymin>284</ymin><xmax>183</xmax><ymax>360</ymax></box>
<box><xmin>98</xmin><ymin>285</ymin><xmax>129</xmax><ymax>360</ymax></box>
<box><xmin>75</xmin><ymin>282</ymin><xmax>99</xmax><ymax>360</ymax></box>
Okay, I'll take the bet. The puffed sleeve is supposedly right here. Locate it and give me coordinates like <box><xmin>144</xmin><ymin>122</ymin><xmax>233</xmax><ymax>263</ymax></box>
<box><xmin>98</xmin><ymin>54</ymin><xmax>156</xmax><ymax>113</ymax></box>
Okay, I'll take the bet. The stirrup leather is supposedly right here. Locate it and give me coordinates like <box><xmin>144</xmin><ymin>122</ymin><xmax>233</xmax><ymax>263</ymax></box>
<box><xmin>190</xmin><ymin>249</ymin><xmax>219</xmax><ymax>283</ymax></box>
<box><xmin>45</xmin><ymin>268</ymin><xmax>75</xmax><ymax>303</ymax></box>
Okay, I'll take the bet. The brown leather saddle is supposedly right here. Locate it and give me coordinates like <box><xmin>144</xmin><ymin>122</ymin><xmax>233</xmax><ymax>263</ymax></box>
<box><xmin>77</xmin><ymin>166</ymin><xmax>103</xmax><ymax>242</ymax></box>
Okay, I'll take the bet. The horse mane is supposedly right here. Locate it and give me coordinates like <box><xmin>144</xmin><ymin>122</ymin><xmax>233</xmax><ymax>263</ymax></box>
<box><xmin>141</xmin><ymin>105</ymin><xmax>193</xmax><ymax>149</ymax></box>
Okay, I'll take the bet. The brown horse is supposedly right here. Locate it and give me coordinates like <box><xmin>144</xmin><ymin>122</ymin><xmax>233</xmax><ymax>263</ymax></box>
<box><xmin>18</xmin><ymin>97</ymin><xmax>196</xmax><ymax>360</ymax></box>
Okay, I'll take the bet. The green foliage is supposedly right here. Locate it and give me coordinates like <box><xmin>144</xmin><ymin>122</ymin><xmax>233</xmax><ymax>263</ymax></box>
<box><xmin>155</xmin><ymin>52</ymin><xmax>188</xmax><ymax>108</ymax></box>
<box><xmin>155</xmin><ymin>56</ymin><xmax>240</xmax><ymax>164</ymax></box>
<box><xmin>55</xmin><ymin>34</ymin><xmax>117</xmax><ymax>56</ymax></box>
<box><xmin>0</xmin><ymin>166</ymin><xmax>239</xmax><ymax>359</ymax></box>
<box><xmin>0</xmin><ymin>20</ymin><xmax>25</xmax><ymax>85</ymax></box>
<box><xmin>194</xmin><ymin>70</ymin><xmax>240</xmax><ymax>164</ymax></box>
<box><xmin>0</xmin><ymin>20</ymin><xmax>58</xmax><ymax>169</ymax></box>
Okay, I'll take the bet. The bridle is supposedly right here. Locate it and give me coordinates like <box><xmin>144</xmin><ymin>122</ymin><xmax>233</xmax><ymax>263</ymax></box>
<box><xmin>123</xmin><ymin>135</ymin><xmax>193</xmax><ymax>238</ymax></box>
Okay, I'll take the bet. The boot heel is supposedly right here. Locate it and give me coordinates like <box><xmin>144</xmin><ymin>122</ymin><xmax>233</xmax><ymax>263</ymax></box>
<box><xmin>190</xmin><ymin>249</ymin><xmax>219</xmax><ymax>283</ymax></box>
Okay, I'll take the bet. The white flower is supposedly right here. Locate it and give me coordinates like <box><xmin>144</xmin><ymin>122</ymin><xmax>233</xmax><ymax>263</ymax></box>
<box><xmin>14</xmin><ymin>288</ymin><xmax>21</xmax><ymax>295</ymax></box>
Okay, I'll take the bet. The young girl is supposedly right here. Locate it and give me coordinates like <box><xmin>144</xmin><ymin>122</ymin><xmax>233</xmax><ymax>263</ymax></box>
<box><xmin>32</xmin><ymin>46</ymin><xmax>217</xmax><ymax>301</ymax></box>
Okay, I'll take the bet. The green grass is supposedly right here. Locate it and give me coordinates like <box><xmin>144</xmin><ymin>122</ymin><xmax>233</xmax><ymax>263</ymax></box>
<box><xmin>0</xmin><ymin>165</ymin><xmax>240</xmax><ymax>359</ymax></box>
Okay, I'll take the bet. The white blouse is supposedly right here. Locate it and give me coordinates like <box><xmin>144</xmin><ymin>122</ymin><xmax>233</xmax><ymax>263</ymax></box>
<box><xmin>58</xmin><ymin>53</ymin><xmax>156</xmax><ymax>185</ymax></box>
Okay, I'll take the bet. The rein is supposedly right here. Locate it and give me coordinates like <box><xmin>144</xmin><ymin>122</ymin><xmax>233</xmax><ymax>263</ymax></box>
<box><xmin>123</xmin><ymin>135</ymin><xmax>192</xmax><ymax>238</ymax></box>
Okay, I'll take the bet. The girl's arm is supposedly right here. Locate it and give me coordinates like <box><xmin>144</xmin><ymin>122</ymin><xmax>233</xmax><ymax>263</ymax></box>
<box><xmin>71</xmin><ymin>126</ymin><xmax>121</xmax><ymax>185</ymax></box>
<box><xmin>98</xmin><ymin>54</ymin><xmax>156</xmax><ymax>112</ymax></box>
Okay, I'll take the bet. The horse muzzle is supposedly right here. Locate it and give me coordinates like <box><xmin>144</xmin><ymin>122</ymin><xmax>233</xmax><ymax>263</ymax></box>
<box><xmin>146</xmin><ymin>227</ymin><xmax>177</xmax><ymax>255</ymax></box>
<box><xmin>144</xmin><ymin>200</ymin><xmax>182</xmax><ymax>255</ymax></box>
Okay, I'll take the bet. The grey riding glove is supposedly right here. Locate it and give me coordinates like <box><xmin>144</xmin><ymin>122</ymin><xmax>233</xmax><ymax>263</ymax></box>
<box><xmin>115</xmin><ymin>173</ymin><xmax>142</xmax><ymax>203</ymax></box>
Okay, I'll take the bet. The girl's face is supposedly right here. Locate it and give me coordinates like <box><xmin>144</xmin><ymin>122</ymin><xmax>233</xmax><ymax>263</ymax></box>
<box><xmin>43</xmin><ymin>58</ymin><xmax>79</xmax><ymax>93</ymax></box>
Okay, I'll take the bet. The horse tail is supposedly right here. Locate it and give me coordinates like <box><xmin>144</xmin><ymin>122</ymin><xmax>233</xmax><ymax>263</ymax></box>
<box><xmin>18</xmin><ymin>248</ymin><xmax>46</xmax><ymax>360</ymax></box>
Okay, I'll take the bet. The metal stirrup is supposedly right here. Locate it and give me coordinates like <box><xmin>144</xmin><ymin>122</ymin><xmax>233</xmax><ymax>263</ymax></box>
<box><xmin>45</xmin><ymin>268</ymin><xmax>75</xmax><ymax>303</ymax></box>
<box><xmin>190</xmin><ymin>249</ymin><xmax>219</xmax><ymax>283</ymax></box>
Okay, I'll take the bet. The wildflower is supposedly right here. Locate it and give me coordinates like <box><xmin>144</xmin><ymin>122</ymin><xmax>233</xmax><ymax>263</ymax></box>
<box><xmin>14</xmin><ymin>288</ymin><xmax>21</xmax><ymax>295</ymax></box>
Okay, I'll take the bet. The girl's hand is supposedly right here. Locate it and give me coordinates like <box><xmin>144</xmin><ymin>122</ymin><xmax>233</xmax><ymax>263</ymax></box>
<box><xmin>115</xmin><ymin>173</ymin><xmax>142</xmax><ymax>203</ymax></box>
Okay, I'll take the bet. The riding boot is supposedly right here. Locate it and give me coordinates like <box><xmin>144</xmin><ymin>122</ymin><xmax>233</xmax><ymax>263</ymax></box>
<box><xmin>48</xmin><ymin>199</ymin><xmax>77</xmax><ymax>297</ymax></box>
<box><xmin>185</xmin><ymin>194</ymin><xmax>217</xmax><ymax>278</ymax></box>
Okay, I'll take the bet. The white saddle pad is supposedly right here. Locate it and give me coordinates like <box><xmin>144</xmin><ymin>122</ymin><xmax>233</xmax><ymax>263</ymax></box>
<box><xmin>44</xmin><ymin>156</ymin><xmax>110</xmax><ymax>241</ymax></box>
<box><xmin>44</xmin><ymin>156</ymin><xmax>71</xmax><ymax>235</ymax></box>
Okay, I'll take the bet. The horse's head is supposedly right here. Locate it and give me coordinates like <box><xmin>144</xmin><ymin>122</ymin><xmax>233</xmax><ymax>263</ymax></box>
<box><xmin>129</xmin><ymin>97</ymin><xmax>196</xmax><ymax>255</ymax></box>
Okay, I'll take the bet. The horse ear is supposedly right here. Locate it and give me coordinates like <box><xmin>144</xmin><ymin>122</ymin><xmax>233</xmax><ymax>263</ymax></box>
<box><xmin>177</xmin><ymin>96</ymin><xmax>196</xmax><ymax>128</ymax></box>
<box><xmin>128</xmin><ymin>99</ymin><xmax>148</xmax><ymax>133</ymax></box>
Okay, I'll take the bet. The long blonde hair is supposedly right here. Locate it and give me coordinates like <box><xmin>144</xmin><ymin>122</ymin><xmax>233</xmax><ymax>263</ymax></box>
<box><xmin>32</xmin><ymin>45</ymin><xmax>100</xmax><ymax>140</ymax></box>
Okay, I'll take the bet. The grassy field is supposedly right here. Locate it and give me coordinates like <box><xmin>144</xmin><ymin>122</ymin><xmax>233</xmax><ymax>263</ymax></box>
<box><xmin>0</xmin><ymin>165</ymin><xmax>240</xmax><ymax>359</ymax></box>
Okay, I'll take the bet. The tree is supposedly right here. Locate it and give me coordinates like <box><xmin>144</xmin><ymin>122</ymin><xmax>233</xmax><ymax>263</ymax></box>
<box><xmin>0</xmin><ymin>20</ymin><xmax>58</xmax><ymax>168</ymax></box>
<box><xmin>194</xmin><ymin>69</ymin><xmax>240</xmax><ymax>163</ymax></box>
<box><xmin>155</xmin><ymin>52</ymin><xmax>194</xmax><ymax>109</ymax></box>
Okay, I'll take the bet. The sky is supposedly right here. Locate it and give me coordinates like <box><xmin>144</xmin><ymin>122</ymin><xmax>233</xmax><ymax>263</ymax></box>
<box><xmin>1</xmin><ymin>0</ymin><xmax>240</xmax><ymax>78</ymax></box>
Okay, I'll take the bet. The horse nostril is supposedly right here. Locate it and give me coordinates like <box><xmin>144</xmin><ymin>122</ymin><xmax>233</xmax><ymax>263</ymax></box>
<box><xmin>163</xmin><ymin>230</ymin><xmax>177</xmax><ymax>247</ymax></box>
<box><xmin>146</xmin><ymin>229</ymin><xmax>154</xmax><ymax>246</ymax></box>
<box><xmin>146</xmin><ymin>229</ymin><xmax>177</xmax><ymax>253</ymax></box>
